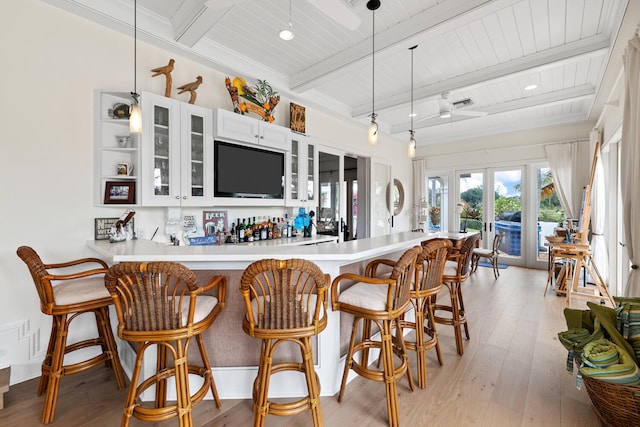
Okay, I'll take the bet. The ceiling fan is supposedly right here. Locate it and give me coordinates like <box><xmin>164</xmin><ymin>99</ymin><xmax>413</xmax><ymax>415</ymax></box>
<box><xmin>205</xmin><ymin>0</ymin><xmax>361</xmax><ymax>30</ymax></box>
<box><xmin>421</xmin><ymin>92</ymin><xmax>489</xmax><ymax>120</ymax></box>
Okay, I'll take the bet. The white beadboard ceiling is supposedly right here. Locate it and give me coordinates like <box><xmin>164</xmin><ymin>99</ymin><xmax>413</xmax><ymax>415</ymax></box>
<box><xmin>45</xmin><ymin>0</ymin><xmax>634</xmax><ymax>147</ymax></box>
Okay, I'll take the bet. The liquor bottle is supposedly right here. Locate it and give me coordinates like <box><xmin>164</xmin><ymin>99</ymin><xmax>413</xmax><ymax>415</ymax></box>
<box><xmin>252</xmin><ymin>216</ymin><xmax>259</xmax><ymax>241</ymax></box>
<box><xmin>238</xmin><ymin>218</ymin><xmax>245</xmax><ymax>242</ymax></box>
<box><xmin>260</xmin><ymin>217</ymin><xmax>267</xmax><ymax>240</ymax></box>
<box><xmin>267</xmin><ymin>217</ymin><xmax>274</xmax><ymax>240</ymax></box>
<box><xmin>243</xmin><ymin>218</ymin><xmax>250</xmax><ymax>242</ymax></box>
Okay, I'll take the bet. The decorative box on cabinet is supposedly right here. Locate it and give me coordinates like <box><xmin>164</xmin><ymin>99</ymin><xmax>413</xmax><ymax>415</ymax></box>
<box><xmin>214</xmin><ymin>108</ymin><xmax>290</xmax><ymax>150</ymax></box>
<box><xmin>94</xmin><ymin>91</ymin><xmax>140</xmax><ymax>206</ymax></box>
<box><xmin>287</xmin><ymin>133</ymin><xmax>317</xmax><ymax>206</ymax></box>
<box><xmin>140</xmin><ymin>91</ymin><xmax>213</xmax><ymax>207</ymax></box>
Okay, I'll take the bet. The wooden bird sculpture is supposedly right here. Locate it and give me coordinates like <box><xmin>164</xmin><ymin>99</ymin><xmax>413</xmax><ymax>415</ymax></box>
<box><xmin>150</xmin><ymin>58</ymin><xmax>175</xmax><ymax>97</ymax></box>
<box><xmin>177</xmin><ymin>75</ymin><xmax>203</xmax><ymax>104</ymax></box>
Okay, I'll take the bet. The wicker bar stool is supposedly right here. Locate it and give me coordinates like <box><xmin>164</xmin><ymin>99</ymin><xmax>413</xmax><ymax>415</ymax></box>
<box><xmin>239</xmin><ymin>258</ymin><xmax>329</xmax><ymax>427</ymax></box>
<box><xmin>16</xmin><ymin>246</ymin><xmax>127</xmax><ymax>424</ymax></box>
<box><xmin>430</xmin><ymin>234</ymin><xmax>479</xmax><ymax>356</ymax></box>
<box><xmin>104</xmin><ymin>262</ymin><xmax>226</xmax><ymax>427</ymax></box>
<box><xmin>331</xmin><ymin>246</ymin><xmax>420</xmax><ymax>427</ymax></box>
<box><xmin>399</xmin><ymin>239</ymin><xmax>450</xmax><ymax>388</ymax></box>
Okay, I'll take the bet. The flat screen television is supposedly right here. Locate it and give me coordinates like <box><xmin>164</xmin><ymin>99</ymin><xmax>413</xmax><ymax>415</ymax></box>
<box><xmin>214</xmin><ymin>140</ymin><xmax>285</xmax><ymax>199</ymax></box>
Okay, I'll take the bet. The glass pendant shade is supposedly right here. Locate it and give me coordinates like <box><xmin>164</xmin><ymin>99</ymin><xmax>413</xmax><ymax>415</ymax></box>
<box><xmin>368</xmin><ymin>117</ymin><xmax>378</xmax><ymax>145</ymax></box>
<box><xmin>279</xmin><ymin>23</ymin><xmax>294</xmax><ymax>40</ymax></box>
<box><xmin>129</xmin><ymin>102</ymin><xmax>142</xmax><ymax>134</ymax></box>
<box><xmin>408</xmin><ymin>133</ymin><xmax>416</xmax><ymax>157</ymax></box>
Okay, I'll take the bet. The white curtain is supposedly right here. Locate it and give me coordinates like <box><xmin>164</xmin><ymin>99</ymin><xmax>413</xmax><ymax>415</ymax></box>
<box><xmin>621</xmin><ymin>36</ymin><xmax>640</xmax><ymax>297</ymax></box>
<box><xmin>413</xmin><ymin>158</ymin><xmax>427</xmax><ymax>230</ymax></box>
<box><xmin>590</xmin><ymin>135</ymin><xmax>609</xmax><ymax>286</ymax></box>
<box><xmin>544</xmin><ymin>143</ymin><xmax>577</xmax><ymax>218</ymax></box>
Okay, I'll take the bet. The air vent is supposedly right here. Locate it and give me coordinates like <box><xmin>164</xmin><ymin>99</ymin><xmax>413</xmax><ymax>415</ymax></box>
<box><xmin>452</xmin><ymin>98</ymin><xmax>473</xmax><ymax>108</ymax></box>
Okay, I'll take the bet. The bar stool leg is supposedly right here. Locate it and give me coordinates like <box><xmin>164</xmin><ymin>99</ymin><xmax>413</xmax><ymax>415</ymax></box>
<box><xmin>449</xmin><ymin>283</ymin><xmax>464</xmax><ymax>356</ymax></box>
<box><xmin>174</xmin><ymin>340</ymin><xmax>193</xmax><ymax>427</ymax></box>
<box><xmin>381</xmin><ymin>319</ymin><xmax>400</xmax><ymax>427</ymax></box>
<box><xmin>414</xmin><ymin>300</ymin><xmax>427</xmax><ymax>389</ymax></box>
<box><xmin>338</xmin><ymin>318</ymin><xmax>360</xmax><ymax>402</ymax></box>
<box><xmin>38</xmin><ymin>317</ymin><xmax>59</xmax><ymax>397</ymax></box>
<box><xmin>301</xmin><ymin>336</ymin><xmax>323</xmax><ymax>426</ymax></box>
<box><xmin>96</xmin><ymin>307</ymin><xmax>127</xmax><ymax>389</ymax></box>
<box><xmin>41</xmin><ymin>314</ymin><xmax>68</xmax><ymax>424</ymax></box>
<box><xmin>196</xmin><ymin>334</ymin><xmax>221</xmax><ymax>408</ymax></box>
<box><xmin>122</xmin><ymin>342</ymin><xmax>147</xmax><ymax>427</ymax></box>
<box><xmin>426</xmin><ymin>298</ymin><xmax>443</xmax><ymax>366</ymax></box>
<box><xmin>253</xmin><ymin>339</ymin><xmax>274</xmax><ymax>427</ymax></box>
<box><xmin>458</xmin><ymin>286</ymin><xmax>470</xmax><ymax>340</ymax></box>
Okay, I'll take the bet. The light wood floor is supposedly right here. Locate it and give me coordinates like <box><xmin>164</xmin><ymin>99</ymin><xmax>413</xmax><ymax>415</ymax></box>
<box><xmin>2</xmin><ymin>265</ymin><xmax>601</xmax><ymax>426</ymax></box>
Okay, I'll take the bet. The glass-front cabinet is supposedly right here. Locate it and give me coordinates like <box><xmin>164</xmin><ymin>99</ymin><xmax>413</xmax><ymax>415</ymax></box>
<box><xmin>180</xmin><ymin>103</ymin><xmax>213</xmax><ymax>206</ymax></box>
<box><xmin>141</xmin><ymin>91</ymin><xmax>212</xmax><ymax>206</ymax></box>
<box><xmin>287</xmin><ymin>134</ymin><xmax>316</xmax><ymax>206</ymax></box>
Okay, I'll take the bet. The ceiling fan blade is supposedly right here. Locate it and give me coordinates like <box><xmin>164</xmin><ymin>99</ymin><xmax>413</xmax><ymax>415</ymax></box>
<box><xmin>452</xmin><ymin>109</ymin><xmax>488</xmax><ymax>117</ymax></box>
<box><xmin>306</xmin><ymin>0</ymin><xmax>361</xmax><ymax>30</ymax></box>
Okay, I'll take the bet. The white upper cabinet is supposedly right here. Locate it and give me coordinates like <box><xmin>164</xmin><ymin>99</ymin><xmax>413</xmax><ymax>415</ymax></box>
<box><xmin>140</xmin><ymin>91</ymin><xmax>213</xmax><ymax>206</ymax></box>
<box><xmin>214</xmin><ymin>108</ymin><xmax>290</xmax><ymax>151</ymax></box>
<box><xmin>287</xmin><ymin>133</ymin><xmax>317</xmax><ymax>206</ymax></box>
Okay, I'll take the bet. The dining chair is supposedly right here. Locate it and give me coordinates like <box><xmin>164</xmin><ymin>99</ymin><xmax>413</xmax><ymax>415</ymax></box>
<box><xmin>104</xmin><ymin>261</ymin><xmax>226</xmax><ymax>427</ymax></box>
<box><xmin>399</xmin><ymin>239</ymin><xmax>451</xmax><ymax>388</ymax></box>
<box><xmin>472</xmin><ymin>232</ymin><xmax>505</xmax><ymax>279</ymax></box>
<box><xmin>16</xmin><ymin>246</ymin><xmax>127</xmax><ymax>424</ymax></box>
<box><xmin>331</xmin><ymin>246</ymin><xmax>420</xmax><ymax>427</ymax></box>
<box><xmin>431</xmin><ymin>233</ymin><xmax>479</xmax><ymax>356</ymax></box>
<box><xmin>239</xmin><ymin>258</ymin><xmax>329</xmax><ymax>427</ymax></box>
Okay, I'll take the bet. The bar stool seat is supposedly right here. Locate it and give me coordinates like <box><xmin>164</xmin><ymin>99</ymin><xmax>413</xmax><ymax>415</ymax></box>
<box><xmin>240</xmin><ymin>258</ymin><xmax>329</xmax><ymax>427</ymax></box>
<box><xmin>331</xmin><ymin>246</ymin><xmax>420</xmax><ymax>427</ymax></box>
<box><xmin>16</xmin><ymin>246</ymin><xmax>127</xmax><ymax>424</ymax></box>
<box><xmin>104</xmin><ymin>261</ymin><xmax>226</xmax><ymax>427</ymax></box>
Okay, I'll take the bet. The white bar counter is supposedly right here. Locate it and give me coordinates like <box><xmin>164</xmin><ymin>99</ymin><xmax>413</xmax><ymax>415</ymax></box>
<box><xmin>88</xmin><ymin>231</ymin><xmax>431</xmax><ymax>400</ymax></box>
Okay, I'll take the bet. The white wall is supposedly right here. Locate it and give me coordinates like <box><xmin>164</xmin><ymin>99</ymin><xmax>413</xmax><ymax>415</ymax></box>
<box><xmin>0</xmin><ymin>0</ymin><xmax>413</xmax><ymax>384</ymax></box>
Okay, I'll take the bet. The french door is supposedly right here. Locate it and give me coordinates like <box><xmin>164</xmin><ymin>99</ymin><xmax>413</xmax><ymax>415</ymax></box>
<box><xmin>457</xmin><ymin>166</ymin><xmax>526</xmax><ymax>267</ymax></box>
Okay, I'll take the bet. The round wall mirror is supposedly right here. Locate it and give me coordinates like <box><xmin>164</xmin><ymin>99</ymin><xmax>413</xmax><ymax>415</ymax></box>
<box><xmin>387</xmin><ymin>179</ymin><xmax>405</xmax><ymax>215</ymax></box>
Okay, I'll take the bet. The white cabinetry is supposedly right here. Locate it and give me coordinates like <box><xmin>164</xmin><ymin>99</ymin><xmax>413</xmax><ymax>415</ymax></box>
<box><xmin>214</xmin><ymin>108</ymin><xmax>290</xmax><ymax>150</ymax></box>
<box><xmin>287</xmin><ymin>134</ymin><xmax>317</xmax><ymax>206</ymax></box>
<box><xmin>140</xmin><ymin>91</ymin><xmax>213</xmax><ymax>206</ymax></box>
<box><xmin>94</xmin><ymin>91</ymin><xmax>140</xmax><ymax>206</ymax></box>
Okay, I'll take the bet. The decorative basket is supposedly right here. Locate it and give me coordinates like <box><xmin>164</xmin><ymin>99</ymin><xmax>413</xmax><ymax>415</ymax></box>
<box><xmin>582</xmin><ymin>375</ymin><xmax>640</xmax><ymax>426</ymax></box>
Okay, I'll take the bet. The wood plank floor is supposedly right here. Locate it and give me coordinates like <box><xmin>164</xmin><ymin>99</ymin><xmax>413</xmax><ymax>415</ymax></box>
<box><xmin>2</xmin><ymin>266</ymin><xmax>601</xmax><ymax>426</ymax></box>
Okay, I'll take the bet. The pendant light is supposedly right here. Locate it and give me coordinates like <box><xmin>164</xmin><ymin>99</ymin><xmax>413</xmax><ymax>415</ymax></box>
<box><xmin>279</xmin><ymin>0</ymin><xmax>294</xmax><ymax>41</ymax></box>
<box><xmin>129</xmin><ymin>0</ymin><xmax>142</xmax><ymax>134</ymax></box>
<box><xmin>408</xmin><ymin>45</ymin><xmax>417</xmax><ymax>158</ymax></box>
<box><xmin>367</xmin><ymin>0</ymin><xmax>381</xmax><ymax>145</ymax></box>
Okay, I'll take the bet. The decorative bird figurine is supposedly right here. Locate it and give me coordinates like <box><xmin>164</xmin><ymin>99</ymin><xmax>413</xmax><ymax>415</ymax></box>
<box><xmin>177</xmin><ymin>76</ymin><xmax>203</xmax><ymax>104</ymax></box>
<box><xmin>150</xmin><ymin>58</ymin><xmax>175</xmax><ymax>97</ymax></box>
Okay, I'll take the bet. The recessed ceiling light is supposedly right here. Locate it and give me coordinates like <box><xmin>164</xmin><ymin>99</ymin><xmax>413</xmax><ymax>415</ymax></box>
<box><xmin>409</xmin><ymin>113</ymin><xmax>417</xmax><ymax>117</ymax></box>
<box><xmin>439</xmin><ymin>111</ymin><xmax>451</xmax><ymax>119</ymax></box>
<box><xmin>524</xmin><ymin>84</ymin><xmax>537</xmax><ymax>91</ymax></box>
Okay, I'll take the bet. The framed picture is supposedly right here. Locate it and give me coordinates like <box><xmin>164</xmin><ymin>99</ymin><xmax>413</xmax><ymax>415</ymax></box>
<box><xmin>94</xmin><ymin>217</ymin><xmax>135</xmax><ymax>240</ymax></box>
<box><xmin>290</xmin><ymin>102</ymin><xmax>306</xmax><ymax>134</ymax></box>
<box><xmin>104</xmin><ymin>181</ymin><xmax>135</xmax><ymax>204</ymax></box>
<box><xmin>203</xmin><ymin>210</ymin><xmax>228</xmax><ymax>236</ymax></box>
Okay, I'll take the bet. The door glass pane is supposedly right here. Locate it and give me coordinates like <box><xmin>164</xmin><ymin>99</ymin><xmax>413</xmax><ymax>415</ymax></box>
<box><xmin>307</xmin><ymin>144</ymin><xmax>315</xmax><ymax>201</ymax></box>
<box><xmin>153</xmin><ymin>105</ymin><xmax>170</xmax><ymax>196</ymax></box>
<box><xmin>494</xmin><ymin>169</ymin><xmax>522</xmax><ymax>258</ymax></box>
<box><xmin>291</xmin><ymin>140</ymin><xmax>299</xmax><ymax>200</ymax></box>
<box><xmin>318</xmin><ymin>152</ymin><xmax>340</xmax><ymax>236</ymax></box>
<box><xmin>190</xmin><ymin>115</ymin><xmax>204</xmax><ymax>196</ymax></box>
<box><xmin>537</xmin><ymin>166</ymin><xmax>565</xmax><ymax>261</ymax></box>
<box><xmin>459</xmin><ymin>172</ymin><xmax>483</xmax><ymax>236</ymax></box>
<box><xmin>427</xmin><ymin>176</ymin><xmax>447</xmax><ymax>231</ymax></box>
